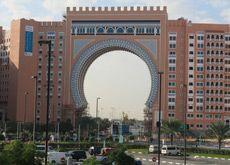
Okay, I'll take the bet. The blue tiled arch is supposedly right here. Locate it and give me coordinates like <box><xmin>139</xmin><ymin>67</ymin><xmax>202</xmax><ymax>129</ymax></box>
<box><xmin>71</xmin><ymin>39</ymin><xmax>159</xmax><ymax>109</ymax></box>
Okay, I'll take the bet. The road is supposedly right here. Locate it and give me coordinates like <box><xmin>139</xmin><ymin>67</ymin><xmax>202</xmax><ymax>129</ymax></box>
<box><xmin>127</xmin><ymin>151</ymin><xmax>230</xmax><ymax>165</ymax></box>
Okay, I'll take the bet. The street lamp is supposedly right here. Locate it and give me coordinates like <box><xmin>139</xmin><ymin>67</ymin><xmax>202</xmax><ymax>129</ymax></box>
<box><xmin>183</xmin><ymin>84</ymin><xmax>187</xmax><ymax>165</ymax></box>
<box><xmin>31</xmin><ymin>75</ymin><xmax>38</xmax><ymax>143</ymax></box>
<box><xmin>38</xmin><ymin>40</ymin><xmax>51</xmax><ymax>165</ymax></box>
<box><xmin>157</xmin><ymin>71</ymin><xmax>163</xmax><ymax>165</ymax></box>
<box><xmin>24</xmin><ymin>92</ymin><xmax>29</xmax><ymax>123</ymax></box>
<box><xmin>96</xmin><ymin>97</ymin><xmax>101</xmax><ymax>142</ymax></box>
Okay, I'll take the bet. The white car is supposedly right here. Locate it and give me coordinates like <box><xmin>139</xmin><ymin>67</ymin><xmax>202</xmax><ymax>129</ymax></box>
<box><xmin>36</xmin><ymin>145</ymin><xmax>54</xmax><ymax>153</ymax></box>
<box><xmin>161</xmin><ymin>145</ymin><xmax>181</xmax><ymax>155</ymax></box>
<box><xmin>48</xmin><ymin>151</ymin><xmax>67</xmax><ymax>164</ymax></box>
<box><xmin>148</xmin><ymin>145</ymin><xmax>159</xmax><ymax>153</ymax></box>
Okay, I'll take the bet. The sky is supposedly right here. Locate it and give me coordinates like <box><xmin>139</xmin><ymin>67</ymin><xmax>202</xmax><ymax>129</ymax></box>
<box><xmin>0</xmin><ymin>0</ymin><xmax>229</xmax><ymax>120</ymax></box>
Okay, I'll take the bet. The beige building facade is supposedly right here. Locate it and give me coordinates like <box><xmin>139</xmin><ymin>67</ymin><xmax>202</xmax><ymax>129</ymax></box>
<box><xmin>0</xmin><ymin>6</ymin><xmax>229</xmax><ymax>131</ymax></box>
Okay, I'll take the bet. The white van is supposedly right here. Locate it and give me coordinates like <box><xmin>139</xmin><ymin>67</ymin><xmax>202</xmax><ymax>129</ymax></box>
<box><xmin>161</xmin><ymin>145</ymin><xmax>181</xmax><ymax>155</ymax></box>
<box><xmin>36</xmin><ymin>145</ymin><xmax>54</xmax><ymax>153</ymax></box>
<box><xmin>148</xmin><ymin>145</ymin><xmax>159</xmax><ymax>153</ymax></box>
<box><xmin>48</xmin><ymin>151</ymin><xmax>67</xmax><ymax>164</ymax></box>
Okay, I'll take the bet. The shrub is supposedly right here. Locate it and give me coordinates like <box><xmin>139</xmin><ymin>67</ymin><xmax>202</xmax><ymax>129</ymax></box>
<box><xmin>83</xmin><ymin>157</ymin><xmax>101</xmax><ymax>165</ymax></box>
<box><xmin>108</xmin><ymin>145</ymin><xmax>134</xmax><ymax>165</ymax></box>
<box><xmin>0</xmin><ymin>140</ymin><xmax>42</xmax><ymax>165</ymax></box>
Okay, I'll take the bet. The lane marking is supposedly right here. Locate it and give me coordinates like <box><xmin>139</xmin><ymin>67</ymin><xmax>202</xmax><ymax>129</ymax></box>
<box><xmin>138</xmin><ymin>152</ymin><xmax>142</xmax><ymax>154</ymax></box>
<box><xmin>214</xmin><ymin>157</ymin><xmax>219</xmax><ymax>160</ymax></box>
<box><xmin>142</xmin><ymin>158</ymin><xmax>146</xmax><ymax>161</ymax></box>
<box><xmin>176</xmin><ymin>163</ymin><xmax>181</xmax><ymax>165</ymax></box>
<box><xmin>132</xmin><ymin>151</ymin><xmax>135</xmax><ymax>154</ymax></box>
<box><xmin>221</xmin><ymin>158</ymin><xmax>225</xmax><ymax>160</ymax></box>
<box><xmin>201</xmin><ymin>156</ymin><xmax>205</xmax><ymax>158</ymax></box>
<box><xmin>162</xmin><ymin>161</ymin><xmax>167</xmax><ymax>163</ymax></box>
<box><xmin>207</xmin><ymin>157</ymin><xmax>212</xmax><ymax>159</ymax></box>
<box><xmin>168</xmin><ymin>162</ymin><xmax>173</xmax><ymax>164</ymax></box>
<box><xmin>149</xmin><ymin>159</ymin><xmax>152</xmax><ymax>162</ymax></box>
<box><xmin>136</xmin><ymin>158</ymin><xmax>140</xmax><ymax>160</ymax></box>
<box><xmin>228</xmin><ymin>158</ymin><xmax>230</xmax><ymax>160</ymax></box>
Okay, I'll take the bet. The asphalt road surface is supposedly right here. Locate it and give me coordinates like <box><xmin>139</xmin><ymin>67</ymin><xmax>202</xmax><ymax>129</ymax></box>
<box><xmin>128</xmin><ymin>152</ymin><xmax>230</xmax><ymax>165</ymax></box>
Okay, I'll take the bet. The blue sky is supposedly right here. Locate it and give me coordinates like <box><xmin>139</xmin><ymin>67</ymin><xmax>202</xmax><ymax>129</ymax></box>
<box><xmin>0</xmin><ymin>0</ymin><xmax>229</xmax><ymax>120</ymax></box>
<box><xmin>0</xmin><ymin>0</ymin><xmax>229</xmax><ymax>29</ymax></box>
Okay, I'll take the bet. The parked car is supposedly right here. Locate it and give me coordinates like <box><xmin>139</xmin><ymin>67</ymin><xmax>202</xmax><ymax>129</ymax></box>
<box><xmin>88</xmin><ymin>146</ymin><xmax>102</xmax><ymax>155</ymax></box>
<box><xmin>161</xmin><ymin>145</ymin><xmax>181</xmax><ymax>155</ymax></box>
<box><xmin>148</xmin><ymin>145</ymin><xmax>159</xmax><ymax>153</ymax></box>
<box><xmin>48</xmin><ymin>151</ymin><xmax>66</xmax><ymax>164</ymax></box>
<box><xmin>135</xmin><ymin>160</ymin><xmax>142</xmax><ymax>165</ymax></box>
<box><xmin>67</xmin><ymin>150</ymin><xmax>87</xmax><ymax>162</ymax></box>
<box><xmin>101</xmin><ymin>147</ymin><xmax>113</xmax><ymax>156</ymax></box>
<box><xmin>36</xmin><ymin>145</ymin><xmax>54</xmax><ymax>153</ymax></box>
<box><xmin>96</xmin><ymin>155</ymin><xmax>110</xmax><ymax>164</ymax></box>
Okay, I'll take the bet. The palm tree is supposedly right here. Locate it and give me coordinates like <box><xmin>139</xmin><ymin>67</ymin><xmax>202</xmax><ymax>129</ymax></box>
<box><xmin>208</xmin><ymin>122</ymin><xmax>230</xmax><ymax>150</ymax></box>
<box><xmin>162</xmin><ymin>120</ymin><xmax>183</xmax><ymax>145</ymax></box>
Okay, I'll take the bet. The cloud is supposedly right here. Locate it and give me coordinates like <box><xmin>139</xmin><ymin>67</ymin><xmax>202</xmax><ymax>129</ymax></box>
<box><xmin>220</xmin><ymin>9</ymin><xmax>230</xmax><ymax>23</ymax></box>
<box><xmin>42</xmin><ymin>0</ymin><xmax>98</xmax><ymax>14</ymax></box>
<box><xmin>1</xmin><ymin>0</ymin><xmax>31</xmax><ymax>19</ymax></box>
<box><xmin>0</xmin><ymin>0</ymin><xmax>229</xmax><ymax>29</ymax></box>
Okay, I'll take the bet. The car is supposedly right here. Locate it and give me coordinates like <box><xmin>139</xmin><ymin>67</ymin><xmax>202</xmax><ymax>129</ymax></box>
<box><xmin>96</xmin><ymin>155</ymin><xmax>110</xmax><ymax>163</ymax></box>
<box><xmin>48</xmin><ymin>151</ymin><xmax>67</xmax><ymax>165</ymax></box>
<box><xmin>161</xmin><ymin>145</ymin><xmax>181</xmax><ymax>155</ymax></box>
<box><xmin>148</xmin><ymin>145</ymin><xmax>159</xmax><ymax>153</ymax></box>
<box><xmin>135</xmin><ymin>160</ymin><xmax>142</xmax><ymax>165</ymax></box>
<box><xmin>101</xmin><ymin>147</ymin><xmax>113</xmax><ymax>156</ymax></box>
<box><xmin>68</xmin><ymin>150</ymin><xmax>87</xmax><ymax>162</ymax></box>
<box><xmin>36</xmin><ymin>145</ymin><xmax>54</xmax><ymax>153</ymax></box>
<box><xmin>88</xmin><ymin>146</ymin><xmax>102</xmax><ymax>155</ymax></box>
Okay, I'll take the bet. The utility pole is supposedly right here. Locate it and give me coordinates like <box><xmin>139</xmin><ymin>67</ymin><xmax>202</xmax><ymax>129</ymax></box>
<box><xmin>96</xmin><ymin>97</ymin><xmax>101</xmax><ymax>142</ymax></box>
<box><xmin>31</xmin><ymin>75</ymin><xmax>38</xmax><ymax>142</ymax></box>
<box><xmin>183</xmin><ymin>84</ymin><xmax>187</xmax><ymax>165</ymax></box>
<box><xmin>157</xmin><ymin>71</ymin><xmax>163</xmax><ymax>165</ymax></box>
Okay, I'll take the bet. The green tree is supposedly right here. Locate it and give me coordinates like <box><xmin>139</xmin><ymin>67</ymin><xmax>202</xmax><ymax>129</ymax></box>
<box><xmin>108</xmin><ymin>145</ymin><xmax>134</xmax><ymax>165</ymax></box>
<box><xmin>208</xmin><ymin>122</ymin><xmax>230</xmax><ymax>150</ymax></box>
<box><xmin>0</xmin><ymin>140</ymin><xmax>38</xmax><ymax>165</ymax></box>
<box><xmin>162</xmin><ymin>120</ymin><xmax>183</xmax><ymax>145</ymax></box>
<box><xmin>83</xmin><ymin>157</ymin><xmax>101</xmax><ymax>165</ymax></box>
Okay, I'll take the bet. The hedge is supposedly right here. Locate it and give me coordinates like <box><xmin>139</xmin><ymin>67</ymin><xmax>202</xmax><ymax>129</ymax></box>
<box><xmin>187</xmin><ymin>147</ymin><xmax>230</xmax><ymax>155</ymax></box>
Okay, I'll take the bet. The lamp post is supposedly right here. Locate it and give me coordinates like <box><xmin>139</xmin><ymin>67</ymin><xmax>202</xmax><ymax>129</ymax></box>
<box><xmin>96</xmin><ymin>97</ymin><xmax>101</xmax><ymax>142</ymax></box>
<box><xmin>31</xmin><ymin>75</ymin><xmax>38</xmax><ymax>143</ymax></box>
<box><xmin>24</xmin><ymin>92</ymin><xmax>29</xmax><ymax>124</ymax></box>
<box><xmin>183</xmin><ymin>84</ymin><xmax>187</xmax><ymax>165</ymax></box>
<box><xmin>38</xmin><ymin>40</ymin><xmax>51</xmax><ymax>165</ymax></box>
<box><xmin>157</xmin><ymin>71</ymin><xmax>163</xmax><ymax>165</ymax></box>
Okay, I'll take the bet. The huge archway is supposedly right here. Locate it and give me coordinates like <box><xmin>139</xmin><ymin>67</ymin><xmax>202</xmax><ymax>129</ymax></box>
<box><xmin>71</xmin><ymin>39</ymin><xmax>159</xmax><ymax>110</ymax></box>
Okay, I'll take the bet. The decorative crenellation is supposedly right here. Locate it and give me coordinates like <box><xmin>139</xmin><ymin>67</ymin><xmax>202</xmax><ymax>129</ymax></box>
<box><xmin>67</xmin><ymin>6</ymin><xmax>167</xmax><ymax>13</ymax></box>
<box><xmin>39</xmin><ymin>21</ymin><xmax>64</xmax><ymax>27</ymax></box>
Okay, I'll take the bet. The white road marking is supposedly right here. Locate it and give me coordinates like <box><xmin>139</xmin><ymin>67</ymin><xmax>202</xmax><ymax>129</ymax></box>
<box><xmin>138</xmin><ymin>152</ymin><xmax>142</xmax><ymax>154</ymax></box>
<box><xmin>207</xmin><ymin>157</ymin><xmax>212</xmax><ymax>159</ymax></box>
<box><xmin>142</xmin><ymin>158</ymin><xmax>146</xmax><ymax>161</ymax></box>
<box><xmin>228</xmin><ymin>158</ymin><xmax>230</xmax><ymax>160</ymax></box>
<box><xmin>176</xmin><ymin>163</ymin><xmax>181</xmax><ymax>165</ymax></box>
<box><xmin>162</xmin><ymin>161</ymin><xmax>167</xmax><ymax>163</ymax></box>
<box><xmin>149</xmin><ymin>159</ymin><xmax>152</xmax><ymax>162</ymax></box>
<box><xmin>214</xmin><ymin>157</ymin><xmax>219</xmax><ymax>160</ymax></box>
<box><xmin>168</xmin><ymin>162</ymin><xmax>173</xmax><ymax>164</ymax></box>
<box><xmin>221</xmin><ymin>158</ymin><xmax>225</xmax><ymax>160</ymax></box>
<box><xmin>132</xmin><ymin>151</ymin><xmax>135</xmax><ymax>154</ymax></box>
<box><xmin>136</xmin><ymin>157</ymin><xmax>140</xmax><ymax>160</ymax></box>
<box><xmin>201</xmin><ymin>156</ymin><xmax>205</xmax><ymax>158</ymax></box>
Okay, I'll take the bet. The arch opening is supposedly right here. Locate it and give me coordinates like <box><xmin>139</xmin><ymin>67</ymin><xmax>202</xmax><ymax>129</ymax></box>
<box><xmin>84</xmin><ymin>50</ymin><xmax>151</xmax><ymax>119</ymax></box>
<box><xmin>71</xmin><ymin>39</ymin><xmax>159</xmax><ymax>110</ymax></box>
